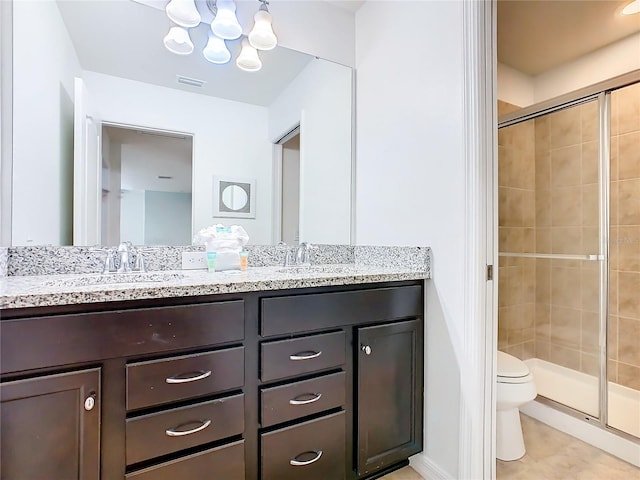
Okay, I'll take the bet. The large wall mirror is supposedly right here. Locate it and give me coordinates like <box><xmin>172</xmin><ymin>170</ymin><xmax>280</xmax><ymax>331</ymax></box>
<box><xmin>8</xmin><ymin>0</ymin><xmax>353</xmax><ymax>247</ymax></box>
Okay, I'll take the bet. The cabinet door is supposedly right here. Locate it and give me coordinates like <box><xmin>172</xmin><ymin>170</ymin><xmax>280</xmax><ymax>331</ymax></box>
<box><xmin>357</xmin><ymin>319</ymin><xmax>423</xmax><ymax>476</ymax></box>
<box><xmin>1</xmin><ymin>368</ymin><xmax>101</xmax><ymax>480</ymax></box>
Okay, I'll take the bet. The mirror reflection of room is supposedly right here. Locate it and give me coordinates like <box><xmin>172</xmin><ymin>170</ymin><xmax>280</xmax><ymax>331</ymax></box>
<box><xmin>100</xmin><ymin>126</ymin><xmax>193</xmax><ymax>247</ymax></box>
<box><xmin>9</xmin><ymin>0</ymin><xmax>352</xmax><ymax>248</ymax></box>
<box><xmin>279</xmin><ymin>128</ymin><xmax>300</xmax><ymax>245</ymax></box>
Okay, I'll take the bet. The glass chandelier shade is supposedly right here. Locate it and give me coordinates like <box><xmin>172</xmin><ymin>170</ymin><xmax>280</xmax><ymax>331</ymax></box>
<box><xmin>248</xmin><ymin>6</ymin><xmax>277</xmax><ymax>51</ymax></box>
<box><xmin>211</xmin><ymin>0</ymin><xmax>243</xmax><ymax>40</ymax></box>
<box><xmin>165</xmin><ymin>0</ymin><xmax>201</xmax><ymax>28</ymax></box>
<box><xmin>236</xmin><ymin>38</ymin><xmax>262</xmax><ymax>72</ymax></box>
<box><xmin>203</xmin><ymin>31</ymin><xmax>231</xmax><ymax>64</ymax></box>
<box><xmin>163</xmin><ymin>26</ymin><xmax>194</xmax><ymax>55</ymax></box>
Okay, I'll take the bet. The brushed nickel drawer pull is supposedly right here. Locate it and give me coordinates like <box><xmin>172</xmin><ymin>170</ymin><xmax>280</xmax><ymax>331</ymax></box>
<box><xmin>289</xmin><ymin>393</ymin><xmax>322</xmax><ymax>405</ymax></box>
<box><xmin>289</xmin><ymin>351</ymin><xmax>322</xmax><ymax>361</ymax></box>
<box><xmin>165</xmin><ymin>370</ymin><xmax>212</xmax><ymax>384</ymax></box>
<box><xmin>165</xmin><ymin>419</ymin><xmax>212</xmax><ymax>437</ymax></box>
<box><xmin>289</xmin><ymin>450</ymin><xmax>323</xmax><ymax>466</ymax></box>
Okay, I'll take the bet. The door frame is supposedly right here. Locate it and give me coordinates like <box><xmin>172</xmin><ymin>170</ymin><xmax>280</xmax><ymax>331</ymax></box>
<box><xmin>0</xmin><ymin>0</ymin><xmax>13</xmax><ymax>247</ymax></box>
<box><xmin>460</xmin><ymin>1</ymin><xmax>497</xmax><ymax>479</ymax></box>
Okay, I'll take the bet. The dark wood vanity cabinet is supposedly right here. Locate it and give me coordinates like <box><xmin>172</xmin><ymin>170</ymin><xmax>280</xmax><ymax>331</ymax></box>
<box><xmin>0</xmin><ymin>280</ymin><xmax>424</xmax><ymax>480</ymax></box>
<box><xmin>357</xmin><ymin>319</ymin><xmax>424</xmax><ymax>476</ymax></box>
<box><xmin>0</xmin><ymin>368</ymin><xmax>101</xmax><ymax>480</ymax></box>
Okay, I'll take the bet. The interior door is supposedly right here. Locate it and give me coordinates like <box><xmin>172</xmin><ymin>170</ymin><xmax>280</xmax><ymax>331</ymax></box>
<box><xmin>73</xmin><ymin>77</ymin><xmax>101</xmax><ymax>246</ymax></box>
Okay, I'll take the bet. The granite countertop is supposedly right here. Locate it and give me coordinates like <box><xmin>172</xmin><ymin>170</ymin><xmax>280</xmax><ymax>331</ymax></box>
<box><xmin>0</xmin><ymin>263</ymin><xmax>429</xmax><ymax>310</ymax></box>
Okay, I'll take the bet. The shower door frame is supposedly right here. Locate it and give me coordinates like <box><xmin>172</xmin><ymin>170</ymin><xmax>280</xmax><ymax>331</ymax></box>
<box><xmin>497</xmin><ymin>69</ymin><xmax>640</xmax><ymax>442</ymax></box>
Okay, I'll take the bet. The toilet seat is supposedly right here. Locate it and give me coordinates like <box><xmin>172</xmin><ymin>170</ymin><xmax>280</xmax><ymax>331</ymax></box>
<box><xmin>497</xmin><ymin>351</ymin><xmax>533</xmax><ymax>384</ymax></box>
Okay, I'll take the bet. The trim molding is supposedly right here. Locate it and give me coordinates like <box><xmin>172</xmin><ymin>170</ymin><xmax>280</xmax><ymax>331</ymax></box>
<box><xmin>410</xmin><ymin>453</ymin><xmax>453</xmax><ymax>480</ymax></box>
<box><xmin>460</xmin><ymin>0</ymin><xmax>497</xmax><ymax>479</ymax></box>
<box><xmin>0</xmin><ymin>0</ymin><xmax>13</xmax><ymax>247</ymax></box>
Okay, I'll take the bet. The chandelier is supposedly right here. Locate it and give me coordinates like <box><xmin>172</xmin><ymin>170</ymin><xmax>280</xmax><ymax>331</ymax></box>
<box><xmin>162</xmin><ymin>0</ymin><xmax>277</xmax><ymax>72</ymax></box>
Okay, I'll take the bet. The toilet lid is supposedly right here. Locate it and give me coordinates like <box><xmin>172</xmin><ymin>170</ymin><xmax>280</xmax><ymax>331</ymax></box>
<box><xmin>497</xmin><ymin>351</ymin><xmax>530</xmax><ymax>378</ymax></box>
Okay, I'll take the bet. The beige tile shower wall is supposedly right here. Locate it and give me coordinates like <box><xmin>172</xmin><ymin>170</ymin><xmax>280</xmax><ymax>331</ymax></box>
<box><xmin>534</xmin><ymin>101</ymin><xmax>601</xmax><ymax>376</ymax></box>
<box><xmin>498</xmin><ymin>100</ymin><xmax>536</xmax><ymax>360</ymax></box>
<box><xmin>609</xmin><ymin>83</ymin><xmax>640</xmax><ymax>390</ymax></box>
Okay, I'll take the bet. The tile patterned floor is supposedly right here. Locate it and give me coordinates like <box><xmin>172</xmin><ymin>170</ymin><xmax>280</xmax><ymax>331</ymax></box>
<box><xmin>497</xmin><ymin>414</ymin><xmax>640</xmax><ymax>480</ymax></box>
<box><xmin>379</xmin><ymin>414</ymin><xmax>640</xmax><ymax>480</ymax></box>
<box><xmin>381</xmin><ymin>415</ymin><xmax>640</xmax><ymax>480</ymax></box>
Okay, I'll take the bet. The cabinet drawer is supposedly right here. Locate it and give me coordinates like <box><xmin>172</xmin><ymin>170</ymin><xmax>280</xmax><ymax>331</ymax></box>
<box><xmin>261</xmin><ymin>372</ymin><xmax>345</xmax><ymax>428</ymax></box>
<box><xmin>127</xmin><ymin>347</ymin><xmax>244</xmax><ymax>411</ymax></box>
<box><xmin>125</xmin><ymin>440</ymin><xmax>245</xmax><ymax>480</ymax></box>
<box><xmin>126</xmin><ymin>393</ymin><xmax>244</xmax><ymax>465</ymax></box>
<box><xmin>1</xmin><ymin>301</ymin><xmax>245</xmax><ymax>374</ymax></box>
<box><xmin>261</xmin><ymin>331</ymin><xmax>345</xmax><ymax>382</ymax></box>
<box><xmin>261</xmin><ymin>411</ymin><xmax>345</xmax><ymax>480</ymax></box>
<box><xmin>261</xmin><ymin>285</ymin><xmax>423</xmax><ymax>336</ymax></box>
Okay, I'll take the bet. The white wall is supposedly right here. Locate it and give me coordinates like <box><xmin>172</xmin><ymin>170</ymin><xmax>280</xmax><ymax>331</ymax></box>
<box><xmin>101</xmin><ymin>128</ymin><xmax>123</xmax><ymax>246</ymax></box>
<box><xmin>145</xmin><ymin>191</ymin><xmax>192</xmax><ymax>245</ymax></box>
<box><xmin>535</xmin><ymin>32</ymin><xmax>640</xmax><ymax>103</ymax></box>
<box><xmin>497</xmin><ymin>62</ymin><xmax>534</xmax><ymax>109</ymax></box>
<box><xmin>269</xmin><ymin>59</ymin><xmax>352</xmax><ymax>244</ymax></box>
<box><xmin>120</xmin><ymin>190</ymin><xmax>145</xmax><ymax>245</ymax></box>
<box><xmin>12</xmin><ymin>0</ymin><xmax>81</xmax><ymax>245</ymax></box>
<box><xmin>236</xmin><ymin>0</ymin><xmax>356</xmax><ymax>67</ymax></box>
<box><xmin>355</xmin><ymin>2</ymin><xmax>466</xmax><ymax>477</ymax></box>
<box><xmin>120</xmin><ymin>141</ymin><xmax>192</xmax><ymax>193</ymax></box>
<box><xmin>281</xmin><ymin>137</ymin><xmax>300</xmax><ymax>244</ymax></box>
<box><xmin>83</xmin><ymin>71</ymin><xmax>273</xmax><ymax>245</ymax></box>
<box><xmin>498</xmin><ymin>32</ymin><xmax>640</xmax><ymax>108</ymax></box>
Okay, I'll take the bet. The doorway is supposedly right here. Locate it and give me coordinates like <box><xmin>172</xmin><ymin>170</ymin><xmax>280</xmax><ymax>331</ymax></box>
<box><xmin>274</xmin><ymin>126</ymin><xmax>301</xmax><ymax>245</ymax></box>
<box><xmin>100</xmin><ymin>124</ymin><xmax>193</xmax><ymax>246</ymax></box>
<box><xmin>497</xmin><ymin>77</ymin><xmax>640</xmax><ymax>471</ymax></box>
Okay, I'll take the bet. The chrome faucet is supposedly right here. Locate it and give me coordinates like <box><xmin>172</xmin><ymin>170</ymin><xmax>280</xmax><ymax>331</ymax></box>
<box><xmin>295</xmin><ymin>242</ymin><xmax>312</xmax><ymax>267</ymax></box>
<box><xmin>92</xmin><ymin>242</ymin><xmax>146</xmax><ymax>274</ymax></box>
<box><xmin>117</xmin><ymin>241</ymin><xmax>133</xmax><ymax>273</ymax></box>
<box><xmin>279</xmin><ymin>241</ymin><xmax>317</xmax><ymax>267</ymax></box>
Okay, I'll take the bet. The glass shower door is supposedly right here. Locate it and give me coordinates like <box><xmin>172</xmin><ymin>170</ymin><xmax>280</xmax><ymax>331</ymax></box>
<box><xmin>498</xmin><ymin>97</ymin><xmax>603</xmax><ymax>419</ymax></box>
<box><xmin>607</xmin><ymin>82</ymin><xmax>640</xmax><ymax>438</ymax></box>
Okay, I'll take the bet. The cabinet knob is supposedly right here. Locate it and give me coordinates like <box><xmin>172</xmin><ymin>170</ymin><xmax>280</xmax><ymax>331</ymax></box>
<box><xmin>84</xmin><ymin>393</ymin><xmax>96</xmax><ymax>411</ymax></box>
<box><xmin>361</xmin><ymin>345</ymin><xmax>372</xmax><ymax>355</ymax></box>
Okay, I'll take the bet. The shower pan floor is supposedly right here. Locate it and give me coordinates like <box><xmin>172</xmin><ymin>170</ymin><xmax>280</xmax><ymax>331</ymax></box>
<box><xmin>524</xmin><ymin>358</ymin><xmax>640</xmax><ymax>438</ymax></box>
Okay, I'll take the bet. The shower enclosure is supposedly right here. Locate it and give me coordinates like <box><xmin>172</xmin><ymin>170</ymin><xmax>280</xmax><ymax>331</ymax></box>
<box><xmin>497</xmin><ymin>75</ymin><xmax>640</xmax><ymax>441</ymax></box>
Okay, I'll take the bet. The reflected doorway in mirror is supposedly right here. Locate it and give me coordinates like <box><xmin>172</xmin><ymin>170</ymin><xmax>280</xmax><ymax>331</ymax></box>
<box><xmin>213</xmin><ymin>176</ymin><xmax>256</xmax><ymax>218</ymax></box>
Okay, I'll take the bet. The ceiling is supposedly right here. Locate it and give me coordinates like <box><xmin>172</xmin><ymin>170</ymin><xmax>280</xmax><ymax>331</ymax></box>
<box><xmin>324</xmin><ymin>0</ymin><xmax>366</xmax><ymax>12</ymax></box>
<box><xmin>56</xmin><ymin>0</ymin><xmax>313</xmax><ymax>106</ymax></box>
<box><xmin>498</xmin><ymin>0</ymin><xmax>640</xmax><ymax>76</ymax></box>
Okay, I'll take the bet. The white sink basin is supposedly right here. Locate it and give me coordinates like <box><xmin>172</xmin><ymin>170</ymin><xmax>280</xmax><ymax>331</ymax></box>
<box><xmin>44</xmin><ymin>272</ymin><xmax>185</xmax><ymax>288</ymax></box>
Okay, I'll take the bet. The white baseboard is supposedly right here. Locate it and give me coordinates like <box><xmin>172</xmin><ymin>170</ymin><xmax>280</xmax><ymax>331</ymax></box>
<box><xmin>410</xmin><ymin>453</ymin><xmax>453</xmax><ymax>480</ymax></box>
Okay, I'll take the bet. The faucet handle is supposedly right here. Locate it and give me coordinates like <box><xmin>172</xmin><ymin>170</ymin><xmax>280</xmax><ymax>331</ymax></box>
<box><xmin>278</xmin><ymin>241</ymin><xmax>293</xmax><ymax>267</ymax></box>
<box><xmin>133</xmin><ymin>253</ymin><xmax>146</xmax><ymax>273</ymax></box>
<box><xmin>90</xmin><ymin>247</ymin><xmax>117</xmax><ymax>274</ymax></box>
<box><xmin>302</xmin><ymin>242</ymin><xmax>316</xmax><ymax>266</ymax></box>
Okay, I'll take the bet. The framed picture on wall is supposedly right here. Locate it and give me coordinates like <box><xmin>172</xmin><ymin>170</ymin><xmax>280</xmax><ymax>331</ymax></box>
<box><xmin>212</xmin><ymin>176</ymin><xmax>256</xmax><ymax>218</ymax></box>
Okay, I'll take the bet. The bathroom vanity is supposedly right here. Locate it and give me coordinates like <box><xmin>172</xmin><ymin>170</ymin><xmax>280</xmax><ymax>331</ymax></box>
<box><xmin>0</xmin><ymin>262</ymin><xmax>426</xmax><ymax>480</ymax></box>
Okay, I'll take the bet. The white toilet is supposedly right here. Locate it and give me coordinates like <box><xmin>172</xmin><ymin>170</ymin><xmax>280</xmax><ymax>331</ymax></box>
<box><xmin>496</xmin><ymin>351</ymin><xmax>537</xmax><ymax>461</ymax></box>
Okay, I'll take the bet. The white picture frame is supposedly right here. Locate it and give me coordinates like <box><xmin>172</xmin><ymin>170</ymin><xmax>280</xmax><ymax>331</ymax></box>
<box><xmin>212</xmin><ymin>176</ymin><xmax>256</xmax><ymax>218</ymax></box>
